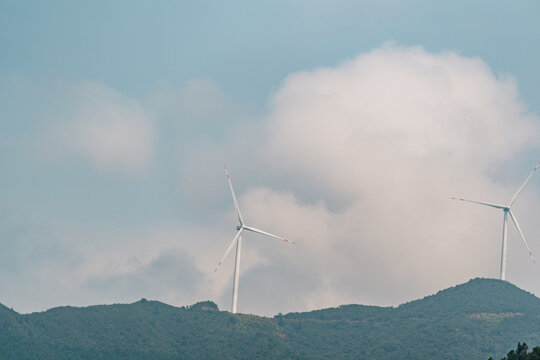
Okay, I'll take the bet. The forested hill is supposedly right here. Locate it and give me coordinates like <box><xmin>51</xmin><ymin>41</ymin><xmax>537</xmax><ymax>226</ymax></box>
<box><xmin>2</xmin><ymin>278</ymin><xmax>540</xmax><ymax>360</ymax></box>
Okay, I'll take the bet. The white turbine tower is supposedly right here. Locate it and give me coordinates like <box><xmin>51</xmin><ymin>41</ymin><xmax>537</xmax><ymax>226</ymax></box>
<box><xmin>215</xmin><ymin>167</ymin><xmax>294</xmax><ymax>314</ymax></box>
<box><xmin>452</xmin><ymin>162</ymin><xmax>540</xmax><ymax>280</ymax></box>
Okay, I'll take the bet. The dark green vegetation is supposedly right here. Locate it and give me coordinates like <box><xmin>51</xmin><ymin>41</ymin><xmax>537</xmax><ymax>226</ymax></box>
<box><xmin>491</xmin><ymin>343</ymin><xmax>540</xmax><ymax>360</ymax></box>
<box><xmin>2</xmin><ymin>278</ymin><xmax>540</xmax><ymax>359</ymax></box>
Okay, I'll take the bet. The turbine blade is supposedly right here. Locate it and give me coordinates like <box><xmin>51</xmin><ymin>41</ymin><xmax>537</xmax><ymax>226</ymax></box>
<box><xmin>214</xmin><ymin>229</ymin><xmax>243</xmax><ymax>272</ymax></box>
<box><xmin>451</xmin><ymin>197</ymin><xmax>506</xmax><ymax>209</ymax></box>
<box><xmin>508</xmin><ymin>210</ymin><xmax>536</xmax><ymax>264</ymax></box>
<box><xmin>224</xmin><ymin>166</ymin><xmax>244</xmax><ymax>225</ymax></box>
<box><xmin>509</xmin><ymin>162</ymin><xmax>540</xmax><ymax>207</ymax></box>
<box><xmin>243</xmin><ymin>226</ymin><xmax>295</xmax><ymax>244</ymax></box>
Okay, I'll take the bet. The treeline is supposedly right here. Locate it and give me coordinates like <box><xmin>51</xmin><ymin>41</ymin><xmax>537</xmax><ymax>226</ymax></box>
<box><xmin>491</xmin><ymin>343</ymin><xmax>540</xmax><ymax>360</ymax></box>
<box><xmin>2</xmin><ymin>279</ymin><xmax>540</xmax><ymax>359</ymax></box>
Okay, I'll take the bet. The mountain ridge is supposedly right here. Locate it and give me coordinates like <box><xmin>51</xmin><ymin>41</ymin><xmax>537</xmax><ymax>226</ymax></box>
<box><xmin>1</xmin><ymin>278</ymin><xmax>540</xmax><ymax>360</ymax></box>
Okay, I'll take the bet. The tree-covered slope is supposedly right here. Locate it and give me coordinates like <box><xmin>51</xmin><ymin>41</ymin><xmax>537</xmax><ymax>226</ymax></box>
<box><xmin>2</xmin><ymin>278</ymin><xmax>540</xmax><ymax>360</ymax></box>
<box><xmin>280</xmin><ymin>279</ymin><xmax>540</xmax><ymax>359</ymax></box>
<box><xmin>2</xmin><ymin>300</ymin><xmax>294</xmax><ymax>360</ymax></box>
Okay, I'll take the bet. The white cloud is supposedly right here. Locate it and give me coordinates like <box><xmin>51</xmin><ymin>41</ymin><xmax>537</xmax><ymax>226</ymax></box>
<box><xmin>50</xmin><ymin>82</ymin><xmax>155</xmax><ymax>175</ymax></box>
<box><xmin>200</xmin><ymin>44</ymin><xmax>540</xmax><ymax>315</ymax></box>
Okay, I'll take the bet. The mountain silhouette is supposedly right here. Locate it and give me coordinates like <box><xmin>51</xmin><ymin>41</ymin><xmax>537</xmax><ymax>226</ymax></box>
<box><xmin>1</xmin><ymin>278</ymin><xmax>539</xmax><ymax>359</ymax></box>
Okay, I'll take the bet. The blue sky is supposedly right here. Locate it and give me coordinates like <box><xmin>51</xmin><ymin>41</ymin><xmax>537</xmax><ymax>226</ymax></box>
<box><xmin>1</xmin><ymin>1</ymin><xmax>540</xmax><ymax>315</ymax></box>
<box><xmin>3</xmin><ymin>1</ymin><xmax>540</xmax><ymax>109</ymax></box>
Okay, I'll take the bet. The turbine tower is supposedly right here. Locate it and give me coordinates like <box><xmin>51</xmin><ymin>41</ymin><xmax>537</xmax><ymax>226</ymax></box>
<box><xmin>215</xmin><ymin>167</ymin><xmax>294</xmax><ymax>314</ymax></box>
<box><xmin>452</xmin><ymin>162</ymin><xmax>540</xmax><ymax>280</ymax></box>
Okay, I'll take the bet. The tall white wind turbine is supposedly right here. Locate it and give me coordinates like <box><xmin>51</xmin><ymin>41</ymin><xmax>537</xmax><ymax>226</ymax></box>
<box><xmin>215</xmin><ymin>167</ymin><xmax>294</xmax><ymax>314</ymax></box>
<box><xmin>452</xmin><ymin>162</ymin><xmax>540</xmax><ymax>280</ymax></box>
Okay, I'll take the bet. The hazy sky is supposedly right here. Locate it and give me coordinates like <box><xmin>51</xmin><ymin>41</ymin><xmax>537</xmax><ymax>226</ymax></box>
<box><xmin>1</xmin><ymin>1</ymin><xmax>540</xmax><ymax>316</ymax></box>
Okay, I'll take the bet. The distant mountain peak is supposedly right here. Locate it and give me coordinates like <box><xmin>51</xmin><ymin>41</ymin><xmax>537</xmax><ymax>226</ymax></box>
<box><xmin>398</xmin><ymin>278</ymin><xmax>540</xmax><ymax>316</ymax></box>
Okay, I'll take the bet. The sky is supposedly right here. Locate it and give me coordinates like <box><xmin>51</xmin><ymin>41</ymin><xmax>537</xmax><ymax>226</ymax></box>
<box><xmin>1</xmin><ymin>0</ymin><xmax>540</xmax><ymax>316</ymax></box>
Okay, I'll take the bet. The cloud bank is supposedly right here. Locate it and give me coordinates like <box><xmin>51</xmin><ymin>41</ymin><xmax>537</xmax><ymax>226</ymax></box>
<box><xmin>39</xmin><ymin>81</ymin><xmax>155</xmax><ymax>175</ymax></box>
<box><xmin>203</xmin><ymin>44</ymin><xmax>540</xmax><ymax>315</ymax></box>
<box><xmin>3</xmin><ymin>44</ymin><xmax>540</xmax><ymax>316</ymax></box>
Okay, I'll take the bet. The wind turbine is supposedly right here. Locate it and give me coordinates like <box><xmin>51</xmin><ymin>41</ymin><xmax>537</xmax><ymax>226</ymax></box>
<box><xmin>215</xmin><ymin>167</ymin><xmax>294</xmax><ymax>314</ymax></box>
<box><xmin>452</xmin><ymin>162</ymin><xmax>540</xmax><ymax>280</ymax></box>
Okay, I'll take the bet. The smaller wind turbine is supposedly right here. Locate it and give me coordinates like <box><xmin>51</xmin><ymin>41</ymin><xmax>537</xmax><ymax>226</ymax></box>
<box><xmin>215</xmin><ymin>167</ymin><xmax>294</xmax><ymax>314</ymax></box>
<box><xmin>452</xmin><ymin>162</ymin><xmax>540</xmax><ymax>280</ymax></box>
